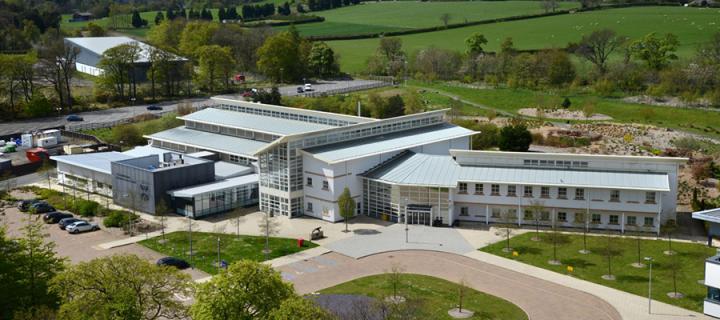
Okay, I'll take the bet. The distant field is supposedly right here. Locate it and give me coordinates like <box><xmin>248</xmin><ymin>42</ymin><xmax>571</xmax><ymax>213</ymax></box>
<box><xmin>329</xmin><ymin>6</ymin><xmax>720</xmax><ymax>73</ymax></box>
<box><xmin>282</xmin><ymin>1</ymin><xmax>580</xmax><ymax>37</ymax></box>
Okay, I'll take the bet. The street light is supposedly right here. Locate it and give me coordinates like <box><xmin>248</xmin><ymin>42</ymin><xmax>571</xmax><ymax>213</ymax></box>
<box><xmin>403</xmin><ymin>197</ymin><xmax>409</xmax><ymax>243</ymax></box>
<box><xmin>645</xmin><ymin>256</ymin><xmax>653</xmax><ymax>314</ymax></box>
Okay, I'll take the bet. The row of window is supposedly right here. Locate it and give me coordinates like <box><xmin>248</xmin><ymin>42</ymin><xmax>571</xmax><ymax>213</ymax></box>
<box><xmin>460</xmin><ymin>206</ymin><xmax>655</xmax><ymax>227</ymax></box>
<box><xmin>457</xmin><ymin>183</ymin><xmax>656</xmax><ymax>204</ymax></box>
<box><xmin>218</xmin><ymin>104</ymin><xmax>357</xmax><ymax>127</ymax></box>
<box><xmin>306</xmin><ymin>177</ymin><xmax>330</xmax><ymax>190</ymax></box>
<box><xmin>523</xmin><ymin>159</ymin><xmax>589</xmax><ymax>168</ymax></box>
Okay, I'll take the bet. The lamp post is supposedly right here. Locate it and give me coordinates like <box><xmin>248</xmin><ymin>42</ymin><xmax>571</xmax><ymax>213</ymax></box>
<box><xmin>645</xmin><ymin>256</ymin><xmax>653</xmax><ymax>314</ymax></box>
<box><xmin>403</xmin><ymin>197</ymin><xmax>409</xmax><ymax>243</ymax></box>
<box><xmin>216</xmin><ymin>236</ymin><xmax>221</xmax><ymax>274</ymax></box>
<box><xmin>188</xmin><ymin>215</ymin><xmax>193</xmax><ymax>269</ymax></box>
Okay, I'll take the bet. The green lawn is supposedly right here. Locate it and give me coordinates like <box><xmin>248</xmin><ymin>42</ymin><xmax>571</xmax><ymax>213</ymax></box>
<box><xmin>410</xmin><ymin>81</ymin><xmax>720</xmax><ymax>139</ymax></box>
<box><xmin>319</xmin><ymin>274</ymin><xmax>528</xmax><ymax>320</ymax></box>
<box><xmin>481</xmin><ymin>232</ymin><xmax>715</xmax><ymax>312</ymax></box>
<box><xmin>329</xmin><ymin>6</ymin><xmax>720</xmax><ymax>73</ymax></box>
<box><xmin>281</xmin><ymin>1</ymin><xmax>579</xmax><ymax>37</ymax></box>
<box><xmin>139</xmin><ymin>231</ymin><xmax>317</xmax><ymax>275</ymax></box>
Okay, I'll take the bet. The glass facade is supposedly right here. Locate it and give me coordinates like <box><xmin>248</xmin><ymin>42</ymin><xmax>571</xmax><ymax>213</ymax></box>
<box><xmin>175</xmin><ymin>183</ymin><xmax>259</xmax><ymax>218</ymax></box>
<box><xmin>362</xmin><ymin>178</ymin><xmax>450</xmax><ymax>225</ymax></box>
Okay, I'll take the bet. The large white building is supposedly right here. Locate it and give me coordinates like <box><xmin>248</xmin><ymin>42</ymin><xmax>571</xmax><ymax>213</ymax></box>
<box><xmin>143</xmin><ymin>97</ymin><xmax>686</xmax><ymax>233</ymax></box>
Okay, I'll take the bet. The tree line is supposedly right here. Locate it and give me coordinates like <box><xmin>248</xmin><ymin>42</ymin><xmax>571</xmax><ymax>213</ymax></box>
<box><xmin>367</xmin><ymin>30</ymin><xmax>720</xmax><ymax>107</ymax></box>
<box><xmin>307</xmin><ymin>0</ymin><xmax>362</xmax><ymax>12</ymax></box>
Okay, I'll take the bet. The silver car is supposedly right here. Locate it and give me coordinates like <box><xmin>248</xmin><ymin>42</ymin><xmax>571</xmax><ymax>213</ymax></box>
<box><xmin>66</xmin><ymin>220</ymin><xmax>99</xmax><ymax>234</ymax></box>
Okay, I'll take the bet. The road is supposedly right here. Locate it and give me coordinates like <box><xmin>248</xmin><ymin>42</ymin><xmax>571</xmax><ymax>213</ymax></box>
<box><xmin>0</xmin><ymin>98</ymin><xmax>212</xmax><ymax>137</ymax></box>
<box><xmin>278</xmin><ymin>79</ymin><xmax>387</xmax><ymax>97</ymax></box>
<box><xmin>279</xmin><ymin>250</ymin><xmax>622</xmax><ymax>320</ymax></box>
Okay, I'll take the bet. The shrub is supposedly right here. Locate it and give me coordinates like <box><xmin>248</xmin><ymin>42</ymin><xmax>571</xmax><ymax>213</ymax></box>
<box><xmin>593</xmin><ymin>79</ymin><xmax>615</xmax><ymax>97</ymax></box>
<box><xmin>73</xmin><ymin>199</ymin><xmax>100</xmax><ymax>217</ymax></box>
<box><xmin>103</xmin><ymin>210</ymin><xmax>139</xmax><ymax>228</ymax></box>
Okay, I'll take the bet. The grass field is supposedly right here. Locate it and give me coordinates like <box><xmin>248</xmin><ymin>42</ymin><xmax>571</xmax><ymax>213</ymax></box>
<box><xmin>139</xmin><ymin>231</ymin><xmax>317</xmax><ymax>275</ymax></box>
<box><xmin>409</xmin><ymin>81</ymin><xmax>720</xmax><ymax>139</ymax></box>
<box><xmin>330</xmin><ymin>6</ymin><xmax>720</xmax><ymax>73</ymax></box>
<box><xmin>319</xmin><ymin>274</ymin><xmax>528</xmax><ymax>319</ymax></box>
<box><xmin>481</xmin><ymin>232</ymin><xmax>715</xmax><ymax>312</ymax></box>
<box><xmin>283</xmin><ymin>1</ymin><xmax>580</xmax><ymax>37</ymax></box>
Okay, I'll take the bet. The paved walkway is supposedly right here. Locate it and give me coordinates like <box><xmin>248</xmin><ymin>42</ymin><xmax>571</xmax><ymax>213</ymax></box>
<box><xmin>324</xmin><ymin>224</ymin><xmax>476</xmax><ymax>258</ymax></box>
<box><xmin>279</xmin><ymin>250</ymin><xmax>622</xmax><ymax>320</ymax></box>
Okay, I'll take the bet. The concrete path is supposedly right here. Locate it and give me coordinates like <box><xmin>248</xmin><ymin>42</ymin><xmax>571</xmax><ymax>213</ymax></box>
<box><xmin>279</xmin><ymin>250</ymin><xmax>622</xmax><ymax>320</ymax></box>
<box><xmin>324</xmin><ymin>224</ymin><xmax>476</xmax><ymax>258</ymax></box>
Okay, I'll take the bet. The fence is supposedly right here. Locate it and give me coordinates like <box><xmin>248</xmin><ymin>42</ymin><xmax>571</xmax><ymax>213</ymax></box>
<box><xmin>301</xmin><ymin>80</ymin><xmax>392</xmax><ymax>98</ymax></box>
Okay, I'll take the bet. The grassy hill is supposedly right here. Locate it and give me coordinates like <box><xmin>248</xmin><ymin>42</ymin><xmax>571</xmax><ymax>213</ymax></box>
<box><xmin>282</xmin><ymin>1</ymin><xmax>580</xmax><ymax>37</ymax></box>
<box><xmin>329</xmin><ymin>6</ymin><xmax>720</xmax><ymax>73</ymax></box>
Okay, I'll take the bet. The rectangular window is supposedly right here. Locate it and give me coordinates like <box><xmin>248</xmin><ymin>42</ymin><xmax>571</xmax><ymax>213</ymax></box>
<box><xmin>626</xmin><ymin>216</ymin><xmax>637</xmax><ymax>226</ymax></box>
<box><xmin>557</xmin><ymin>212</ymin><xmax>567</xmax><ymax>222</ymax></box>
<box><xmin>645</xmin><ymin>192</ymin><xmax>656</xmax><ymax>204</ymax></box>
<box><xmin>507</xmin><ymin>185</ymin><xmax>516</xmax><ymax>197</ymax></box>
<box><xmin>558</xmin><ymin>187</ymin><xmax>567</xmax><ymax>199</ymax></box>
<box><xmin>609</xmin><ymin>215</ymin><xmax>619</xmax><ymax>225</ymax></box>
<box><xmin>306</xmin><ymin>202</ymin><xmax>313</xmax><ymax>212</ymax></box>
<box><xmin>541</xmin><ymin>187</ymin><xmax>550</xmax><ymax>198</ymax></box>
<box><xmin>460</xmin><ymin>207</ymin><xmax>469</xmax><ymax>216</ymax></box>
<box><xmin>306</xmin><ymin>177</ymin><xmax>313</xmax><ymax>187</ymax></box>
<box><xmin>474</xmin><ymin>184</ymin><xmax>483</xmax><ymax>195</ymax></box>
<box><xmin>575</xmin><ymin>188</ymin><xmax>585</xmax><ymax>200</ymax></box>
<box><xmin>524</xmin><ymin>186</ymin><xmax>533</xmax><ymax>198</ymax></box>
<box><xmin>491</xmin><ymin>184</ymin><xmax>500</xmax><ymax>196</ymax></box>
<box><xmin>491</xmin><ymin>208</ymin><xmax>501</xmax><ymax>218</ymax></box>
<box><xmin>610</xmin><ymin>190</ymin><xmax>620</xmax><ymax>202</ymax></box>
<box><xmin>458</xmin><ymin>182</ymin><xmax>468</xmax><ymax>194</ymax></box>
<box><xmin>591</xmin><ymin>213</ymin><xmax>601</xmax><ymax>224</ymax></box>
<box><xmin>644</xmin><ymin>216</ymin><xmax>654</xmax><ymax>227</ymax></box>
<box><xmin>322</xmin><ymin>180</ymin><xmax>329</xmax><ymax>190</ymax></box>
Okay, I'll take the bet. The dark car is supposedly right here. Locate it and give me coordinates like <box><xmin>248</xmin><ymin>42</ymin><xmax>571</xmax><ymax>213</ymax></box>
<box><xmin>66</xmin><ymin>114</ymin><xmax>83</xmax><ymax>121</ymax></box>
<box><xmin>29</xmin><ymin>202</ymin><xmax>55</xmax><ymax>214</ymax></box>
<box><xmin>156</xmin><ymin>257</ymin><xmax>190</xmax><ymax>270</ymax></box>
<box><xmin>17</xmin><ymin>199</ymin><xmax>43</xmax><ymax>212</ymax></box>
<box><xmin>43</xmin><ymin>212</ymin><xmax>74</xmax><ymax>224</ymax></box>
<box><xmin>296</xmin><ymin>87</ymin><xmax>304</xmax><ymax>93</ymax></box>
<box><xmin>146</xmin><ymin>105</ymin><xmax>163</xmax><ymax>111</ymax></box>
<box><xmin>58</xmin><ymin>217</ymin><xmax>83</xmax><ymax>230</ymax></box>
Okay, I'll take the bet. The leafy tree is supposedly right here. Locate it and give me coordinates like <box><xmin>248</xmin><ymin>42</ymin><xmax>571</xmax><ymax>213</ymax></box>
<box><xmin>387</xmin><ymin>263</ymin><xmax>405</xmax><ymax>301</ymax></box>
<box><xmin>131</xmin><ymin>10</ymin><xmax>145</xmax><ymax>28</ymax></box>
<box><xmin>403</xmin><ymin>91</ymin><xmax>424</xmax><ymax>115</ymax></box>
<box><xmin>191</xmin><ymin>260</ymin><xmax>294</xmax><ymax>320</ymax></box>
<box><xmin>51</xmin><ymin>254</ymin><xmax>191</xmax><ymax>320</ymax></box>
<box><xmin>630</xmin><ymin>32</ymin><xmax>679</xmax><ymax>71</ymax></box>
<box><xmin>338</xmin><ymin>187</ymin><xmax>355</xmax><ymax>233</ymax></box>
<box><xmin>195</xmin><ymin>45</ymin><xmax>235</xmax><ymax>92</ymax></box>
<box><xmin>307</xmin><ymin>41</ymin><xmax>339</xmax><ymax>78</ymax></box>
<box><xmin>269</xmin><ymin>296</ymin><xmax>334</xmax><ymax>320</ymax></box>
<box><xmin>498</xmin><ymin>123</ymin><xmax>532</xmax><ymax>152</ymax></box>
<box><xmin>574</xmin><ymin>29</ymin><xmax>626</xmax><ymax>74</ymax></box>
<box><xmin>97</xmin><ymin>43</ymin><xmax>141</xmax><ymax>100</ymax></box>
<box><xmin>147</xmin><ymin>19</ymin><xmax>186</xmax><ymax>52</ymax></box>
<box><xmin>111</xmin><ymin>124</ymin><xmax>144</xmax><ymax>148</ymax></box>
<box><xmin>154</xmin><ymin>11</ymin><xmax>164</xmax><ymax>25</ymax></box>
<box><xmin>86</xmin><ymin>22</ymin><xmax>106</xmax><ymax>36</ymax></box>
<box><xmin>24</xmin><ymin>94</ymin><xmax>53</xmax><ymax>118</ymax></box>
<box><xmin>178</xmin><ymin>21</ymin><xmax>219</xmax><ymax>59</ymax></box>
<box><xmin>465</xmin><ymin>33</ymin><xmax>488</xmax><ymax>56</ymax></box>
<box><xmin>541</xmin><ymin>49</ymin><xmax>575</xmax><ymax>86</ymax></box>
<box><xmin>257</xmin><ymin>27</ymin><xmax>309</xmax><ymax>82</ymax></box>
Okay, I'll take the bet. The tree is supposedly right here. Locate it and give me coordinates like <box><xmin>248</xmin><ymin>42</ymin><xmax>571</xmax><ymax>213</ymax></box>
<box><xmin>440</xmin><ymin>13</ymin><xmax>451</xmax><ymax>28</ymax></box>
<box><xmin>456</xmin><ymin>279</ymin><xmax>469</xmax><ymax>314</ymax></box>
<box><xmin>582</xmin><ymin>100</ymin><xmax>596</xmax><ymax>121</ymax></box>
<box><xmin>258</xmin><ymin>211</ymin><xmax>281</xmax><ymax>260</ymax></box>
<box><xmin>257</xmin><ymin>27</ymin><xmax>309</xmax><ymax>83</ymax></box>
<box><xmin>661</xmin><ymin>219</ymin><xmax>678</xmax><ymax>255</ymax></box>
<box><xmin>545</xmin><ymin>213</ymin><xmax>570</xmax><ymax>265</ymax></box>
<box><xmin>86</xmin><ymin>22</ymin><xmax>106</xmax><ymax>36</ymax></box>
<box><xmin>269</xmin><ymin>296</ymin><xmax>334</xmax><ymax>320</ymax></box>
<box><xmin>574</xmin><ymin>29</ymin><xmax>626</xmax><ymax>74</ymax></box>
<box><xmin>541</xmin><ymin>0</ymin><xmax>558</xmax><ymax>13</ymax></box>
<box><xmin>338</xmin><ymin>187</ymin><xmax>355</xmax><ymax>233</ymax></box>
<box><xmin>629</xmin><ymin>224</ymin><xmax>647</xmax><ymax>268</ymax></box>
<box><xmin>403</xmin><ymin>91</ymin><xmax>424</xmax><ymax>115</ymax></box>
<box><xmin>666</xmin><ymin>256</ymin><xmax>683</xmax><ymax>299</ymax></box>
<box><xmin>131</xmin><ymin>10</ymin><xmax>144</xmax><ymax>28</ymax></box>
<box><xmin>38</xmin><ymin>159</ymin><xmax>53</xmax><ymax>189</ymax></box>
<box><xmin>195</xmin><ymin>45</ymin><xmax>235</xmax><ymax>92</ymax></box>
<box><xmin>51</xmin><ymin>254</ymin><xmax>191</xmax><ymax>320</ymax></box>
<box><xmin>573</xmin><ymin>211</ymin><xmax>596</xmax><ymax>254</ymax></box>
<box><xmin>154</xmin><ymin>11</ymin><xmax>164</xmax><ymax>25</ymax></box>
<box><xmin>495</xmin><ymin>210</ymin><xmax>518</xmax><ymax>253</ymax></box>
<box><xmin>191</xmin><ymin>260</ymin><xmax>295</xmax><ymax>320</ymax></box>
<box><xmin>629</xmin><ymin>32</ymin><xmax>679</xmax><ymax>71</ymax></box>
<box><xmin>307</xmin><ymin>41</ymin><xmax>339</xmax><ymax>78</ymax></box>
<box><xmin>178</xmin><ymin>21</ymin><xmax>219</xmax><ymax>59</ymax></box>
<box><xmin>527</xmin><ymin>200</ymin><xmax>545</xmax><ymax>241</ymax></box>
<box><xmin>465</xmin><ymin>33</ymin><xmax>488</xmax><ymax>56</ymax></box>
<box><xmin>155</xmin><ymin>199</ymin><xmax>169</xmax><ymax>243</ymax></box>
<box><xmin>386</xmin><ymin>263</ymin><xmax>405</xmax><ymax>302</ymax></box>
<box><xmin>601</xmin><ymin>232</ymin><xmax>619</xmax><ymax>281</ymax></box>
<box><xmin>97</xmin><ymin>43</ymin><xmax>141</xmax><ymax>100</ymax></box>
<box><xmin>498</xmin><ymin>123</ymin><xmax>532</xmax><ymax>152</ymax></box>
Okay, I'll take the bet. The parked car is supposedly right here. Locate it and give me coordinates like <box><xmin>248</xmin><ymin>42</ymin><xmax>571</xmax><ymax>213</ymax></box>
<box><xmin>58</xmin><ymin>217</ymin><xmax>83</xmax><ymax>230</ymax></box>
<box><xmin>156</xmin><ymin>257</ymin><xmax>190</xmax><ymax>270</ymax></box>
<box><xmin>66</xmin><ymin>114</ymin><xmax>83</xmax><ymax>121</ymax></box>
<box><xmin>304</xmin><ymin>83</ymin><xmax>314</xmax><ymax>91</ymax></box>
<box><xmin>146</xmin><ymin>105</ymin><xmax>163</xmax><ymax>111</ymax></box>
<box><xmin>43</xmin><ymin>212</ymin><xmax>74</xmax><ymax>224</ymax></box>
<box><xmin>66</xmin><ymin>221</ymin><xmax>99</xmax><ymax>234</ymax></box>
<box><xmin>241</xmin><ymin>91</ymin><xmax>253</xmax><ymax>98</ymax></box>
<box><xmin>296</xmin><ymin>86</ymin><xmax>304</xmax><ymax>93</ymax></box>
<box><xmin>17</xmin><ymin>199</ymin><xmax>43</xmax><ymax>212</ymax></box>
<box><xmin>29</xmin><ymin>202</ymin><xmax>55</xmax><ymax>213</ymax></box>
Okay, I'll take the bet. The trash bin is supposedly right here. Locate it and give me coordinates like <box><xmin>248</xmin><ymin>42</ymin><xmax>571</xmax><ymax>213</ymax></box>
<box><xmin>297</xmin><ymin>238</ymin><xmax>304</xmax><ymax>247</ymax></box>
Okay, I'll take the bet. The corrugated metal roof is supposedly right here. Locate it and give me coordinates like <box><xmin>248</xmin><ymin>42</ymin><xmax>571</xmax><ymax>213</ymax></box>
<box><xmin>147</xmin><ymin>127</ymin><xmax>268</xmax><ymax>157</ymax></box>
<box><xmin>692</xmin><ymin>208</ymin><xmax>720</xmax><ymax>224</ymax></box>
<box><xmin>302</xmin><ymin>124</ymin><xmax>476</xmax><ymax>164</ymax></box>
<box><xmin>51</xmin><ymin>152</ymin><xmax>132</xmax><ymax>174</ymax></box>
<box><xmin>214</xmin><ymin>161</ymin><xmax>254</xmax><ymax>180</ymax></box>
<box><xmin>363</xmin><ymin>152</ymin><xmax>670</xmax><ymax>191</ymax></box>
<box><xmin>122</xmin><ymin>145</ymin><xmax>172</xmax><ymax>157</ymax></box>
<box><xmin>65</xmin><ymin>37</ymin><xmax>184</xmax><ymax>63</ymax></box>
<box><xmin>168</xmin><ymin>174</ymin><xmax>258</xmax><ymax>198</ymax></box>
<box><xmin>179</xmin><ymin>108</ymin><xmax>335</xmax><ymax>136</ymax></box>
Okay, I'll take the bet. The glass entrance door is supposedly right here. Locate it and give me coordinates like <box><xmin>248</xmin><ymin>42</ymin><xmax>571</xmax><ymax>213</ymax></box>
<box><xmin>407</xmin><ymin>210</ymin><xmax>431</xmax><ymax>226</ymax></box>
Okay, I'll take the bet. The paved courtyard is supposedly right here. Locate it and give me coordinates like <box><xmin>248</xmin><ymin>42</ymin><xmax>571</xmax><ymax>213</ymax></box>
<box><xmin>324</xmin><ymin>223</ymin><xmax>476</xmax><ymax>258</ymax></box>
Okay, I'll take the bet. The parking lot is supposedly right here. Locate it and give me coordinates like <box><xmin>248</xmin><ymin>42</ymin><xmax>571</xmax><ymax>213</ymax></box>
<box><xmin>1</xmin><ymin>195</ymin><xmax>208</xmax><ymax>280</ymax></box>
